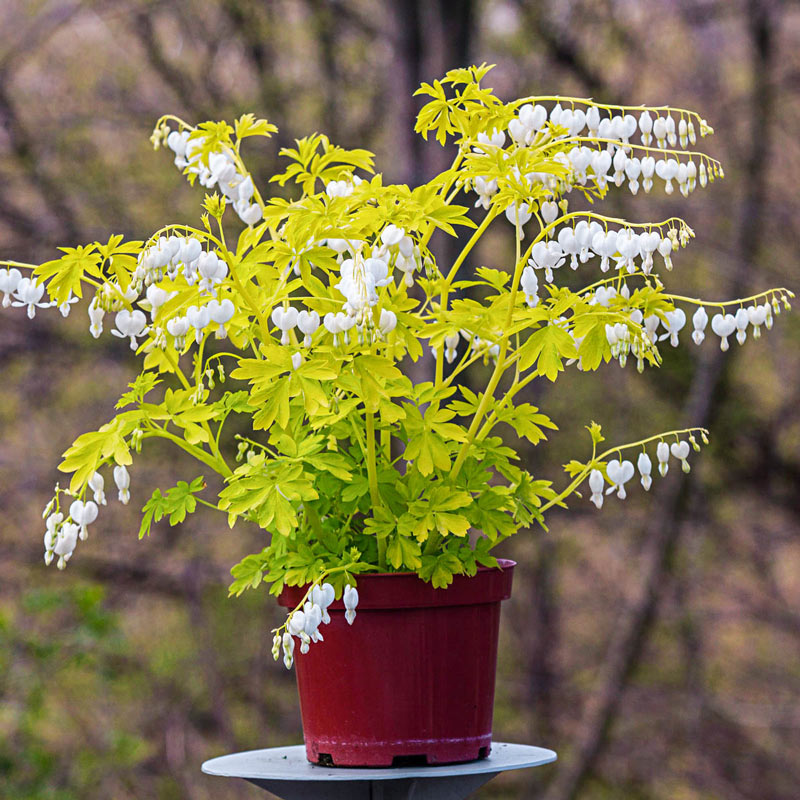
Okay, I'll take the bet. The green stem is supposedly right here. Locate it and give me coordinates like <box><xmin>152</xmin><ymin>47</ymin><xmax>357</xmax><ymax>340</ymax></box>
<box><xmin>365</xmin><ymin>410</ymin><xmax>387</xmax><ymax>569</ymax></box>
<box><xmin>162</xmin><ymin>348</ymin><xmax>232</xmax><ymax>476</ymax></box>
<box><xmin>435</xmin><ymin>208</ymin><xmax>502</xmax><ymax>386</ymax></box>
<box><xmin>142</xmin><ymin>427</ymin><xmax>231</xmax><ymax>477</ymax></box>
<box><xmin>448</xmin><ymin>212</ymin><xmax>533</xmax><ymax>480</ymax></box>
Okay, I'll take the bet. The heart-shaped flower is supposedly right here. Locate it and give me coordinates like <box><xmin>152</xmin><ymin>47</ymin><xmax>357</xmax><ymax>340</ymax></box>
<box><xmin>711</xmin><ymin>312</ymin><xmax>736</xmax><ymax>351</ymax></box>
<box><xmin>637</xmin><ymin>452</ymin><xmax>653</xmax><ymax>491</ymax></box>
<box><xmin>344</xmin><ymin>585</ymin><xmax>359</xmax><ymax>626</ymax></box>
<box><xmin>112</xmin><ymin>309</ymin><xmax>147</xmax><ymax>350</ymax></box>
<box><xmin>588</xmin><ymin>469</ymin><xmax>605</xmax><ymax>509</ymax></box>
<box><xmin>69</xmin><ymin>499</ymin><xmax>99</xmax><ymax>541</ymax></box>
<box><xmin>606</xmin><ymin>459</ymin><xmax>635</xmax><ymax>499</ymax></box>
<box><xmin>671</xmin><ymin>440</ymin><xmax>691</xmax><ymax>472</ymax></box>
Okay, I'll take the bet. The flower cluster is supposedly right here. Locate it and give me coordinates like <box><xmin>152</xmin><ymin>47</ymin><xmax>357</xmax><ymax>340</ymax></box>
<box><xmin>472</xmin><ymin>101</ymin><xmax>718</xmax><ymax>218</ymax></box>
<box><xmin>0</xmin><ymin>268</ymin><xmax>53</xmax><ymax>318</ymax></box>
<box><xmin>166</xmin><ymin>130</ymin><xmax>262</xmax><ymax>225</ymax></box>
<box><xmin>594</xmin><ymin>288</ymin><xmax>792</xmax><ymax>373</ymax></box>
<box><xmin>42</xmin><ymin>466</ymin><xmax>131</xmax><ymax>569</ymax></box>
<box><xmin>587</xmin><ymin>433</ymin><xmax>704</xmax><ymax>510</ymax></box>
<box><xmin>272</xmin><ymin>582</ymin><xmax>359</xmax><ymax>668</ymax></box>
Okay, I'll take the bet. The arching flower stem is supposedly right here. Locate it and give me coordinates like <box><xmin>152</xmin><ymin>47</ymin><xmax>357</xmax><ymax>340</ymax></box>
<box><xmin>665</xmin><ymin>288</ymin><xmax>794</xmax><ymax>309</ymax></box>
<box><xmin>509</xmin><ymin>97</ymin><xmax>710</xmax><ymax>130</ymax></box>
<box><xmin>535</xmin><ymin>426</ymin><xmax>710</xmax><ymax>518</ymax></box>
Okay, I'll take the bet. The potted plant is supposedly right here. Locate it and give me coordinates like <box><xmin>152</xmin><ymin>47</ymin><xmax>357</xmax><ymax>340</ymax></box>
<box><xmin>0</xmin><ymin>64</ymin><xmax>792</xmax><ymax>767</ymax></box>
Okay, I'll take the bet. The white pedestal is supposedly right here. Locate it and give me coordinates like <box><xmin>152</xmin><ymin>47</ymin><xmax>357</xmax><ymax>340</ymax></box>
<box><xmin>202</xmin><ymin>741</ymin><xmax>556</xmax><ymax>799</ymax></box>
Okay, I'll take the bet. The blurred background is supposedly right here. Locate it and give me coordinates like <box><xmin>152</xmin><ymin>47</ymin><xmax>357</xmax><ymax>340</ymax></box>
<box><xmin>1</xmin><ymin>1</ymin><xmax>799</xmax><ymax>798</ymax></box>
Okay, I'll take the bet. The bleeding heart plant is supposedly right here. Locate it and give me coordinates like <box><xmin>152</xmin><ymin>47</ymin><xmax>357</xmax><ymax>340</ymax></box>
<box><xmin>1</xmin><ymin>64</ymin><xmax>792</xmax><ymax>666</ymax></box>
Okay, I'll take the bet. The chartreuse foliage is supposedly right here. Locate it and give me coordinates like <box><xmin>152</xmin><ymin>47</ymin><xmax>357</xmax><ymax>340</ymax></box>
<box><xmin>5</xmin><ymin>64</ymin><xmax>791</xmax><ymax>599</ymax></box>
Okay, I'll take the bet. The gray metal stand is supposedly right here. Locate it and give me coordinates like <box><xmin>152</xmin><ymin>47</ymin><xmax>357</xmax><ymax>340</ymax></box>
<box><xmin>202</xmin><ymin>742</ymin><xmax>556</xmax><ymax>799</ymax></box>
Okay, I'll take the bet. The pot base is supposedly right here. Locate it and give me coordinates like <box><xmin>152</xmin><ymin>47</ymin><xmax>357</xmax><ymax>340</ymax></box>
<box><xmin>308</xmin><ymin>736</ymin><xmax>492</xmax><ymax>768</ymax></box>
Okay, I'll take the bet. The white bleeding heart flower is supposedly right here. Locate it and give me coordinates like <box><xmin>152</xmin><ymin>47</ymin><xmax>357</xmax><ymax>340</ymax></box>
<box><xmin>167</xmin><ymin>315</ymin><xmax>190</xmax><ymax>347</ymax></box>
<box><xmin>196</xmin><ymin>251</ymin><xmax>228</xmax><ymax>294</ymax></box>
<box><xmin>476</xmin><ymin>128</ymin><xmax>506</xmax><ymax>149</ymax></box>
<box><xmin>88</xmin><ymin>297</ymin><xmax>105</xmax><ymax>338</ymax></box>
<box><xmin>655</xmin><ymin>158</ymin><xmax>679</xmax><ymax>194</ymax></box>
<box><xmin>69</xmin><ymin>499</ymin><xmax>99</xmax><ymax>541</ymax></box>
<box><xmin>521</xmin><ymin>266</ymin><xmax>539</xmax><ymax>308</ymax></box>
<box><xmin>711</xmin><ymin>313</ymin><xmax>736</xmax><ymax>351</ymax></box>
<box><xmin>605</xmin><ymin>459</ymin><xmax>634</xmax><ymax>499</ymax></box>
<box><xmin>325</xmin><ymin>179</ymin><xmax>353</xmax><ymax>198</ymax></box>
<box><xmin>237</xmin><ymin>175</ymin><xmax>254</xmax><ymax>203</ymax></box>
<box><xmin>586</xmin><ymin>105</ymin><xmax>601</xmax><ymax>135</ymax></box>
<box><xmin>639</xmin><ymin>110</ymin><xmax>653</xmax><ymax>145</ymax></box>
<box><xmin>272</xmin><ymin>306</ymin><xmax>299</xmax><ymax>345</ymax></box>
<box><xmin>237</xmin><ymin>202</ymin><xmax>263</xmax><ymax>226</ymax></box>
<box><xmin>54</xmin><ymin>522</ymin><xmax>80</xmax><ymax>569</ymax></box>
<box><xmin>444</xmin><ymin>332</ymin><xmax>460</xmax><ymax>364</ymax></box>
<box><xmin>114</xmin><ymin>464</ymin><xmax>131</xmax><ymax>504</ymax></box>
<box><xmin>528</xmin><ymin>240</ymin><xmax>565</xmax><ymax>282</ymax></box>
<box><xmin>209</xmin><ymin>152</ymin><xmax>236</xmax><ymax>184</ymax></box>
<box><xmin>643</xmin><ymin>315</ymin><xmax>660</xmax><ymax>344</ymax></box>
<box><xmin>378</xmin><ymin>308</ymin><xmax>397</xmax><ymax>336</ymax></box>
<box><xmin>207</xmin><ymin>298</ymin><xmax>235</xmax><ymax>338</ymax></box>
<box><xmin>734</xmin><ymin>307</ymin><xmax>749</xmax><ymax>345</ymax></box>
<box><xmin>297</xmin><ymin>309</ymin><xmax>321</xmax><ymax>346</ymax></box>
<box><xmin>311</xmin><ymin>583</ymin><xmax>336</xmax><ymax>624</ymax></box>
<box><xmin>365</xmin><ymin>257</ymin><xmax>392</xmax><ymax>288</ymax></box>
<box><xmin>591</xmin><ymin>150</ymin><xmax>612</xmax><ymax>189</ymax></box>
<box><xmin>57</xmin><ymin>293</ymin><xmax>79</xmax><ymax>317</ymax></box>
<box><xmin>337</xmin><ymin>312</ymin><xmax>356</xmax><ymax>343</ymax></box>
<box><xmin>473</xmin><ymin>175</ymin><xmax>499</xmax><ymax>209</ymax></box>
<box><xmin>504</xmin><ymin>203</ymin><xmax>531</xmax><ymax>237</ymax></box>
<box><xmin>282</xmin><ymin>632</ymin><xmax>295</xmax><ymax>669</ymax></box>
<box><xmin>12</xmin><ymin>277</ymin><xmax>51</xmax><ymax>318</ymax></box>
<box><xmin>556</xmin><ymin>227</ymin><xmax>580</xmax><ymax>268</ymax></box>
<box><xmin>612</xmin><ymin>147</ymin><xmax>628</xmax><ymax>187</ymax></box>
<box><xmin>145</xmin><ymin>285</ymin><xmax>170</xmax><ymax>321</ymax></box>
<box><xmin>186</xmin><ymin>305</ymin><xmax>211</xmax><ymax>344</ymax></box>
<box><xmin>660</xmin><ymin>309</ymin><xmax>686</xmax><ymax>347</ymax></box>
<box><xmin>747</xmin><ymin>303</ymin><xmax>767</xmax><ymax>338</ymax></box>
<box><xmin>638</xmin><ymin>452</ymin><xmax>653</xmax><ymax>490</ymax></box>
<box><xmin>589</xmin><ymin>469</ymin><xmax>605</xmax><ymax>509</ymax></box>
<box><xmin>112</xmin><ymin>309</ymin><xmax>148</xmax><ymax>350</ymax></box>
<box><xmin>540</xmin><ymin>200</ymin><xmax>559</xmax><ymax>228</ymax></box>
<box><xmin>344</xmin><ymin>584</ymin><xmax>359</xmax><ymax>626</ymax></box>
<box><xmin>671</xmin><ymin>440</ymin><xmax>691</xmax><ymax>472</ymax></box>
<box><xmin>88</xmin><ymin>471</ymin><xmax>107</xmax><ymax>506</ymax></box>
<box><xmin>520</xmin><ymin>103</ymin><xmax>548</xmax><ymax>133</ymax></box>
<box><xmin>638</xmin><ymin>231</ymin><xmax>660</xmax><ymax>275</ymax></box>
<box><xmin>179</xmin><ymin>237</ymin><xmax>203</xmax><ymax>265</ymax></box>
<box><xmin>380</xmin><ymin>224</ymin><xmax>405</xmax><ymax>246</ymax></box>
<box><xmin>692</xmin><ymin>306</ymin><xmax>708</xmax><ymax>345</ymax></box>
<box><xmin>323</xmin><ymin>311</ymin><xmax>342</xmax><ymax>345</ymax></box>
<box><xmin>303</xmin><ymin>602</ymin><xmax>324</xmax><ymax>641</ymax></box>
<box><xmin>291</xmin><ymin>352</ymin><xmax>303</xmax><ymax>370</ymax></box>
<box><xmin>288</xmin><ymin>611</ymin><xmax>306</xmax><ymax>637</ymax></box>
<box><xmin>658</xmin><ymin>236</ymin><xmax>673</xmax><ymax>270</ymax></box>
<box><xmin>657</xmin><ymin>441</ymin><xmax>670</xmax><ymax>476</ymax></box>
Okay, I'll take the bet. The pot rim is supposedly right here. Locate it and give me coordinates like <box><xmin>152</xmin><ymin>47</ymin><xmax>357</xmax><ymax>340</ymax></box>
<box><xmin>277</xmin><ymin>559</ymin><xmax>516</xmax><ymax>610</ymax></box>
<box><xmin>345</xmin><ymin>557</ymin><xmax>516</xmax><ymax>580</ymax></box>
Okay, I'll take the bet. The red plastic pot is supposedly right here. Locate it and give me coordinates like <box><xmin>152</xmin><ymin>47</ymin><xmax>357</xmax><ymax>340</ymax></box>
<box><xmin>277</xmin><ymin>559</ymin><xmax>515</xmax><ymax>767</ymax></box>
